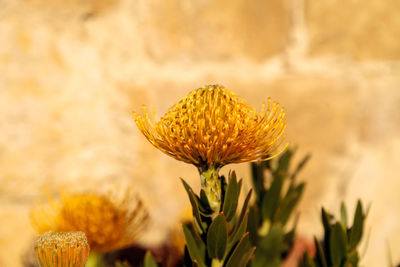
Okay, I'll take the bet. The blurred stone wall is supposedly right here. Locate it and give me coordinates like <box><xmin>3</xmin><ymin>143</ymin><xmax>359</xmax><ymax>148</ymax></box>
<box><xmin>1</xmin><ymin>0</ymin><xmax>400</xmax><ymax>266</ymax></box>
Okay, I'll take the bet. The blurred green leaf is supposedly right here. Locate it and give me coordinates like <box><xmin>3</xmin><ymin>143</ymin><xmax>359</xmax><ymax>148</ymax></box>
<box><xmin>276</xmin><ymin>148</ymin><xmax>293</xmax><ymax>175</ymax></box>
<box><xmin>349</xmin><ymin>200</ymin><xmax>364</xmax><ymax>250</ymax></box>
<box><xmin>291</xmin><ymin>154</ymin><xmax>311</xmax><ymax>180</ymax></box>
<box><xmin>314</xmin><ymin>237</ymin><xmax>328</xmax><ymax>267</ymax></box>
<box><xmin>207</xmin><ymin>214</ymin><xmax>228</xmax><ymax>260</ymax></box>
<box><xmin>340</xmin><ymin>202</ymin><xmax>348</xmax><ymax>229</ymax></box>
<box><xmin>247</xmin><ymin>205</ymin><xmax>260</xmax><ymax>245</ymax></box>
<box><xmin>275</xmin><ymin>183</ymin><xmax>304</xmax><ymax>225</ymax></box>
<box><xmin>143</xmin><ymin>251</ymin><xmax>158</xmax><ymax>267</ymax></box>
<box><xmin>347</xmin><ymin>250</ymin><xmax>359</xmax><ymax>266</ymax></box>
<box><xmin>251</xmin><ymin>163</ymin><xmax>265</xmax><ymax>204</ymax></box>
<box><xmin>252</xmin><ymin>226</ymin><xmax>284</xmax><ymax>267</ymax></box>
<box><xmin>261</xmin><ymin>174</ymin><xmax>283</xmax><ymax>220</ymax></box>
<box><xmin>329</xmin><ymin>223</ymin><xmax>347</xmax><ymax>266</ymax></box>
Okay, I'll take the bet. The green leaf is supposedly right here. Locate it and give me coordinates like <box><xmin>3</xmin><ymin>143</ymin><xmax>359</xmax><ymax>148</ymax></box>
<box><xmin>199</xmin><ymin>189</ymin><xmax>212</xmax><ymax>215</ymax></box>
<box><xmin>321</xmin><ymin>207</ymin><xmax>332</xmax><ymax>255</ymax></box>
<box><xmin>207</xmin><ymin>214</ymin><xmax>228</xmax><ymax>260</ymax></box>
<box><xmin>276</xmin><ymin>148</ymin><xmax>293</xmax><ymax>175</ymax></box>
<box><xmin>143</xmin><ymin>251</ymin><xmax>158</xmax><ymax>267</ymax></box>
<box><xmin>261</xmin><ymin>174</ymin><xmax>283</xmax><ymax>220</ymax></box>
<box><xmin>313</xmin><ymin>237</ymin><xmax>328</xmax><ymax>267</ymax></box>
<box><xmin>250</xmin><ymin>162</ymin><xmax>265</xmax><ymax>204</ymax></box>
<box><xmin>252</xmin><ymin>226</ymin><xmax>284</xmax><ymax>267</ymax></box>
<box><xmin>274</xmin><ymin>183</ymin><xmax>304</xmax><ymax>225</ymax></box>
<box><xmin>340</xmin><ymin>202</ymin><xmax>348</xmax><ymax>228</ymax></box>
<box><xmin>225</xmin><ymin>233</ymin><xmax>255</xmax><ymax>267</ymax></box>
<box><xmin>247</xmin><ymin>205</ymin><xmax>260</xmax><ymax>245</ymax></box>
<box><xmin>347</xmin><ymin>251</ymin><xmax>359</xmax><ymax>266</ymax></box>
<box><xmin>181</xmin><ymin>178</ymin><xmax>205</xmax><ymax>233</ymax></box>
<box><xmin>227</xmin><ymin>212</ymin><xmax>248</xmax><ymax>253</ymax></box>
<box><xmin>291</xmin><ymin>153</ymin><xmax>311</xmax><ymax>180</ymax></box>
<box><xmin>222</xmin><ymin>172</ymin><xmax>241</xmax><ymax>222</ymax></box>
<box><xmin>257</xmin><ymin>225</ymin><xmax>284</xmax><ymax>256</ymax></box>
<box><xmin>349</xmin><ymin>200</ymin><xmax>364</xmax><ymax>250</ymax></box>
<box><xmin>329</xmin><ymin>223</ymin><xmax>347</xmax><ymax>266</ymax></box>
<box><xmin>233</xmin><ymin>190</ymin><xmax>252</xmax><ymax>234</ymax></box>
<box><xmin>183</xmin><ymin>224</ymin><xmax>206</xmax><ymax>267</ymax></box>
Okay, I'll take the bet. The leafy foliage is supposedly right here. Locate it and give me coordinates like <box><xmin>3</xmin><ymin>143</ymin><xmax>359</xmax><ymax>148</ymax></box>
<box><xmin>247</xmin><ymin>148</ymin><xmax>310</xmax><ymax>267</ymax></box>
<box><xmin>181</xmin><ymin>172</ymin><xmax>255</xmax><ymax>267</ymax></box>
<box><xmin>299</xmin><ymin>201</ymin><xmax>367</xmax><ymax>267</ymax></box>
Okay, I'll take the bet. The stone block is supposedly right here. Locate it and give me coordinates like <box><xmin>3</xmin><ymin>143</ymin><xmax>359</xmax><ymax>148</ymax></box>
<box><xmin>141</xmin><ymin>0</ymin><xmax>290</xmax><ymax>62</ymax></box>
<box><xmin>306</xmin><ymin>0</ymin><xmax>400</xmax><ymax>60</ymax></box>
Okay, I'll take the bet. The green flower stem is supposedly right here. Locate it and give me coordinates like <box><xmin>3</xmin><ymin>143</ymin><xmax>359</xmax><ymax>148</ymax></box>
<box><xmin>199</xmin><ymin>167</ymin><xmax>221</xmax><ymax>215</ymax></box>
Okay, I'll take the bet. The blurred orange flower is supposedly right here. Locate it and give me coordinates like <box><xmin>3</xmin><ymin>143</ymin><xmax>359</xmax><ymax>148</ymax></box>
<box><xmin>31</xmin><ymin>192</ymin><xmax>148</xmax><ymax>252</ymax></box>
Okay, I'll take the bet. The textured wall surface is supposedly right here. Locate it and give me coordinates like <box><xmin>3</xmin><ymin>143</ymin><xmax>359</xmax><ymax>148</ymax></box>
<box><xmin>1</xmin><ymin>0</ymin><xmax>400</xmax><ymax>266</ymax></box>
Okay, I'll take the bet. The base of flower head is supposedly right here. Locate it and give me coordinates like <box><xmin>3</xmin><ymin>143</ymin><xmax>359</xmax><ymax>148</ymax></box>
<box><xmin>199</xmin><ymin>167</ymin><xmax>221</xmax><ymax>214</ymax></box>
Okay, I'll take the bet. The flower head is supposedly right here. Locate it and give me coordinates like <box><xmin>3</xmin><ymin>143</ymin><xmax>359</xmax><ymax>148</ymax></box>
<box><xmin>31</xmin><ymin>192</ymin><xmax>148</xmax><ymax>252</ymax></box>
<box><xmin>35</xmin><ymin>231</ymin><xmax>89</xmax><ymax>267</ymax></box>
<box><xmin>133</xmin><ymin>85</ymin><xmax>287</xmax><ymax>170</ymax></box>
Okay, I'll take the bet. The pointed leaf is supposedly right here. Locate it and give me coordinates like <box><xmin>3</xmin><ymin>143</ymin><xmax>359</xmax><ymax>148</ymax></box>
<box><xmin>225</xmin><ymin>233</ymin><xmax>255</xmax><ymax>267</ymax></box>
<box><xmin>291</xmin><ymin>154</ymin><xmax>311</xmax><ymax>180</ymax></box>
<box><xmin>349</xmin><ymin>200</ymin><xmax>364</xmax><ymax>250</ymax></box>
<box><xmin>313</xmin><ymin>237</ymin><xmax>328</xmax><ymax>267</ymax></box>
<box><xmin>207</xmin><ymin>214</ymin><xmax>228</xmax><ymax>260</ymax></box>
<box><xmin>228</xmin><ymin>212</ymin><xmax>248</xmax><ymax>253</ymax></box>
<box><xmin>181</xmin><ymin>178</ymin><xmax>205</xmax><ymax>233</ymax></box>
<box><xmin>222</xmin><ymin>172</ymin><xmax>241</xmax><ymax>221</ymax></box>
<box><xmin>183</xmin><ymin>224</ymin><xmax>206</xmax><ymax>267</ymax></box>
<box><xmin>199</xmin><ymin>189</ymin><xmax>212</xmax><ymax>215</ymax></box>
<box><xmin>329</xmin><ymin>223</ymin><xmax>347</xmax><ymax>266</ymax></box>
<box><xmin>233</xmin><ymin>190</ymin><xmax>252</xmax><ymax>234</ymax></box>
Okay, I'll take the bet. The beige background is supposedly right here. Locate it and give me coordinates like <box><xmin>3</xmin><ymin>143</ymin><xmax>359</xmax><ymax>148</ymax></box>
<box><xmin>1</xmin><ymin>0</ymin><xmax>400</xmax><ymax>266</ymax></box>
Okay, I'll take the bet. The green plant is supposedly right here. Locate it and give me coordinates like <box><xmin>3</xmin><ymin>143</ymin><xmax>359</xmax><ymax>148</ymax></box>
<box><xmin>181</xmin><ymin>172</ymin><xmax>255</xmax><ymax>267</ymax></box>
<box><xmin>300</xmin><ymin>201</ymin><xmax>367</xmax><ymax>267</ymax></box>
<box><xmin>247</xmin><ymin>148</ymin><xmax>310</xmax><ymax>267</ymax></box>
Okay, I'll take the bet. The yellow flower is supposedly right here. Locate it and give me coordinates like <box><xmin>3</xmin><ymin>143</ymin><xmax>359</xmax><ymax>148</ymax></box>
<box><xmin>35</xmin><ymin>231</ymin><xmax>90</xmax><ymax>267</ymax></box>
<box><xmin>133</xmin><ymin>85</ymin><xmax>287</xmax><ymax>170</ymax></box>
<box><xmin>31</xmin><ymin>192</ymin><xmax>148</xmax><ymax>252</ymax></box>
<box><xmin>134</xmin><ymin>85</ymin><xmax>287</xmax><ymax>213</ymax></box>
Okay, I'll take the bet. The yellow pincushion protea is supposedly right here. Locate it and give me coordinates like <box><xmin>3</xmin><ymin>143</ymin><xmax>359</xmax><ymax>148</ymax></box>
<box><xmin>31</xmin><ymin>192</ymin><xmax>148</xmax><ymax>252</ymax></box>
<box><xmin>133</xmin><ymin>85</ymin><xmax>287</xmax><ymax>170</ymax></box>
<box><xmin>133</xmin><ymin>85</ymin><xmax>287</xmax><ymax>212</ymax></box>
<box><xmin>35</xmin><ymin>231</ymin><xmax>90</xmax><ymax>267</ymax></box>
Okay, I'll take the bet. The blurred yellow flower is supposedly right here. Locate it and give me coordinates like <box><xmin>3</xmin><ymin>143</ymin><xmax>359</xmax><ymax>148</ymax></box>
<box><xmin>35</xmin><ymin>231</ymin><xmax>89</xmax><ymax>267</ymax></box>
<box><xmin>133</xmin><ymin>85</ymin><xmax>287</xmax><ymax>170</ymax></box>
<box><xmin>31</xmin><ymin>192</ymin><xmax>148</xmax><ymax>252</ymax></box>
